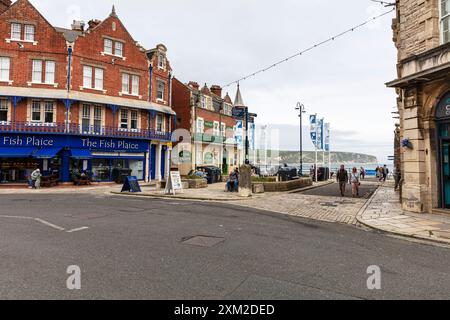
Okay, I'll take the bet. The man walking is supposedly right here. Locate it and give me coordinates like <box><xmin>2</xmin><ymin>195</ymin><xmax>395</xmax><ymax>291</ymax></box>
<box><xmin>336</xmin><ymin>165</ymin><xmax>348</xmax><ymax>197</ymax></box>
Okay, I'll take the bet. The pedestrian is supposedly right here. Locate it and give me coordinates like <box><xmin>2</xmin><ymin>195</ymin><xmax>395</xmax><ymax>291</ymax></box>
<box><xmin>382</xmin><ymin>165</ymin><xmax>389</xmax><ymax>182</ymax></box>
<box><xmin>350</xmin><ymin>167</ymin><xmax>360</xmax><ymax>198</ymax></box>
<box><xmin>375</xmin><ymin>166</ymin><xmax>380</xmax><ymax>180</ymax></box>
<box><xmin>394</xmin><ymin>165</ymin><xmax>402</xmax><ymax>191</ymax></box>
<box><xmin>31</xmin><ymin>168</ymin><xmax>42</xmax><ymax>189</ymax></box>
<box><xmin>226</xmin><ymin>168</ymin><xmax>239</xmax><ymax>192</ymax></box>
<box><xmin>336</xmin><ymin>165</ymin><xmax>348</xmax><ymax>197</ymax></box>
<box><xmin>360</xmin><ymin>167</ymin><xmax>366</xmax><ymax>180</ymax></box>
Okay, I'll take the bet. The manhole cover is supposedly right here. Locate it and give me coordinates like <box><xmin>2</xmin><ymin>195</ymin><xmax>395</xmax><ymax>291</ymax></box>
<box><xmin>181</xmin><ymin>235</ymin><xmax>225</xmax><ymax>247</ymax></box>
<box><xmin>320</xmin><ymin>202</ymin><xmax>338</xmax><ymax>207</ymax></box>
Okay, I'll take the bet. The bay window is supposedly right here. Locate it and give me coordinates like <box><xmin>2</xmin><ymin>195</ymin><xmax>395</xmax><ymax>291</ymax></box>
<box><xmin>442</xmin><ymin>0</ymin><xmax>450</xmax><ymax>43</ymax></box>
<box><xmin>0</xmin><ymin>57</ymin><xmax>10</xmax><ymax>81</ymax></box>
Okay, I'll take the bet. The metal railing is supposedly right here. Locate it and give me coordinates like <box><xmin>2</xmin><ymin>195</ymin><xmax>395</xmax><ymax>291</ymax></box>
<box><xmin>0</xmin><ymin>121</ymin><xmax>172</xmax><ymax>141</ymax></box>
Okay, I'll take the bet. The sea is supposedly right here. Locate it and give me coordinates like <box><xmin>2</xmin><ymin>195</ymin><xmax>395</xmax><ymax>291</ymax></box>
<box><xmin>258</xmin><ymin>163</ymin><xmax>394</xmax><ymax>176</ymax></box>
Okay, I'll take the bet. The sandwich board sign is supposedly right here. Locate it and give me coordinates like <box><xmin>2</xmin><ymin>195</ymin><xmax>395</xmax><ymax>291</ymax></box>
<box><xmin>165</xmin><ymin>171</ymin><xmax>183</xmax><ymax>195</ymax></box>
<box><xmin>121</xmin><ymin>176</ymin><xmax>142</xmax><ymax>193</ymax></box>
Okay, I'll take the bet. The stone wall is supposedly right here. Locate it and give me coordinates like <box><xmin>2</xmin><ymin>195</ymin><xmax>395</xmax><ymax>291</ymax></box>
<box><xmin>256</xmin><ymin>178</ymin><xmax>312</xmax><ymax>193</ymax></box>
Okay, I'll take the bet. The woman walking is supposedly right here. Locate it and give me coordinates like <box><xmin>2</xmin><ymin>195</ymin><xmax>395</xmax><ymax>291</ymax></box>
<box><xmin>350</xmin><ymin>167</ymin><xmax>360</xmax><ymax>198</ymax></box>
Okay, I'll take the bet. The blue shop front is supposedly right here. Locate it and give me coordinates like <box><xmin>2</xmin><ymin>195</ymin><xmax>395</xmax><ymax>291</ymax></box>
<box><xmin>0</xmin><ymin>133</ymin><xmax>150</xmax><ymax>183</ymax></box>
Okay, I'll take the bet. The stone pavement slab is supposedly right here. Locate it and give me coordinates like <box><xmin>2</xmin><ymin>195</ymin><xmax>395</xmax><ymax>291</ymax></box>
<box><xmin>357</xmin><ymin>184</ymin><xmax>450</xmax><ymax>245</ymax></box>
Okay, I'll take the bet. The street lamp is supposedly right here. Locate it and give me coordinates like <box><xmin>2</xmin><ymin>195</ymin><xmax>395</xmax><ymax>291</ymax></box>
<box><xmin>295</xmin><ymin>102</ymin><xmax>306</xmax><ymax>176</ymax></box>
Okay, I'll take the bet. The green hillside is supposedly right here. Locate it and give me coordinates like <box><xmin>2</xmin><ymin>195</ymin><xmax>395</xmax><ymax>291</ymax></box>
<box><xmin>255</xmin><ymin>150</ymin><xmax>378</xmax><ymax>164</ymax></box>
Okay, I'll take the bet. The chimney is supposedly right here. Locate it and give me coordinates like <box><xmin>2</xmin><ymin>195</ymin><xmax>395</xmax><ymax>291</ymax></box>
<box><xmin>71</xmin><ymin>20</ymin><xmax>85</xmax><ymax>32</ymax></box>
<box><xmin>87</xmin><ymin>19</ymin><xmax>101</xmax><ymax>30</ymax></box>
<box><xmin>188</xmin><ymin>81</ymin><xmax>199</xmax><ymax>90</ymax></box>
<box><xmin>210</xmin><ymin>85</ymin><xmax>222</xmax><ymax>98</ymax></box>
<box><xmin>0</xmin><ymin>0</ymin><xmax>12</xmax><ymax>14</ymax></box>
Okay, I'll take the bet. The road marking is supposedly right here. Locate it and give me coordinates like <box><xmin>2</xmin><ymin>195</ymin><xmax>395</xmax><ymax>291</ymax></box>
<box><xmin>66</xmin><ymin>227</ymin><xmax>90</xmax><ymax>233</ymax></box>
<box><xmin>34</xmin><ymin>218</ymin><xmax>66</xmax><ymax>231</ymax></box>
<box><xmin>0</xmin><ymin>215</ymin><xmax>89</xmax><ymax>233</ymax></box>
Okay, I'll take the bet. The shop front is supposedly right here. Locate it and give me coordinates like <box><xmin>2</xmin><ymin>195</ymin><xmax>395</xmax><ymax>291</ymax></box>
<box><xmin>0</xmin><ymin>133</ymin><xmax>150</xmax><ymax>184</ymax></box>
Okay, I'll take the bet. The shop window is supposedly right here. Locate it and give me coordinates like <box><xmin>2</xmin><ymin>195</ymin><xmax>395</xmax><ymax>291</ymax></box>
<box><xmin>0</xmin><ymin>99</ymin><xmax>9</xmax><ymax>122</ymax></box>
<box><xmin>0</xmin><ymin>57</ymin><xmax>10</xmax><ymax>82</ymax></box>
<box><xmin>157</xmin><ymin>80</ymin><xmax>165</xmax><ymax>101</ymax></box>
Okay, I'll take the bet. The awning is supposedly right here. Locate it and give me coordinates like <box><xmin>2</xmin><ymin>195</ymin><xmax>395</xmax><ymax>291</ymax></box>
<box><xmin>70</xmin><ymin>149</ymin><xmax>93</xmax><ymax>159</ymax></box>
<box><xmin>0</xmin><ymin>147</ymin><xmax>36</xmax><ymax>158</ymax></box>
<box><xmin>33</xmin><ymin>148</ymin><xmax>62</xmax><ymax>159</ymax></box>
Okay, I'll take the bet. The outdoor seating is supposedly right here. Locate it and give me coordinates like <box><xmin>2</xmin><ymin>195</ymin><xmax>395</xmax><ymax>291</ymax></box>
<box><xmin>73</xmin><ymin>176</ymin><xmax>91</xmax><ymax>186</ymax></box>
<box><xmin>40</xmin><ymin>175</ymin><xmax>60</xmax><ymax>188</ymax></box>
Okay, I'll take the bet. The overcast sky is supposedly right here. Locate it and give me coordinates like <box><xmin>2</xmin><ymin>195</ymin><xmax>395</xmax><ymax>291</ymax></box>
<box><xmin>31</xmin><ymin>0</ymin><xmax>398</xmax><ymax>163</ymax></box>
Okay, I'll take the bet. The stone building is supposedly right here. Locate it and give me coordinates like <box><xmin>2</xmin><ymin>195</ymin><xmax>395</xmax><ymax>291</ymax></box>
<box><xmin>387</xmin><ymin>0</ymin><xmax>450</xmax><ymax>212</ymax></box>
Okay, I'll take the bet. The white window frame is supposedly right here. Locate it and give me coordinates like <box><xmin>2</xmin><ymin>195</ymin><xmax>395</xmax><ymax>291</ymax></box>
<box><xmin>220</xmin><ymin>123</ymin><xmax>226</xmax><ymax>137</ymax></box>
<box><xmin>11</xmin><ymin>23</ymin><xmax>21</xmax><ymax>40</ymax></box>
<box><xmin>80</xmin><ymin>104</ymin><xmax>104</xmax><ymax>134</ymax></box>
<box><xmin>0</xmin><ymin>57</ymin><xmax>10</xmax><ymax>82</ymax></box>
<box><xmin>94</xmin><ymin>68</ymin><xmax>103</xmax><ymax>90</ymax></box>
<box><xmin>131</xmin><ymin>75</ymin><xmax>139</xmax><ymax>95</ymax></box>
<box><xmin>0</xmin><ymin>99</ymin><xmax>10</xmax><ymax>123</ymax></box>
<box><xmin>121</xmin><ymin>73</ymin><xmax>129</xmax><ymax>94</ymax></box>
<box><xmin>119</xmin><ymin>108</ymin><xmax>140</xmax><ymax>131</ymax></box>
<box><xmin>156</xmin><ymin>114</ymin><xmax>164</xmax><ymax>133</ymax></box>
<box><xmin>196</xmin><ymin>117</ymin><xmax>204</xmax><ymax>134</ymax></box>
<box><xmin>441</xmin><ymin>0</ymin><xmax>450</xmax><ymax>44</ymax></box>
<box><xmin>24</xmin><ymin>25</ymin><xmax>35</xmax><ymax>42</ymax></box>
<box><xmin>104</xmin><ymin>38</ymin><xmax>113</xmax><ymax>55</ymax></box>
<box><xmin>115</xmin><ymin>41</ymin><xmax>123</xmax><ymax>57</ymax></box>
<box><xmin>83</xmin><ymin>66</ymin><xmax>93</xmax><ymax>88</ymax></box>
<box><xmin>200</xmin><ymin>96</ymin><xmax>206</xmax><ymax>109</ymax></box>
<box><xmin>213</xmin><ymin>121</ymin><xmax>220</xmax><ymax>136</ymax></box>
<box><xmin>130</xmin><ymin>110</ymin><xmax>139</xmax><ymax>130</ymax></box>
<box><xmin>45</xmin><ymin>60</ymin><xmax>55</xmax><ymax>84</ymax></box>
<box><xmin>32</xmin><ymin>59</ymin><xmax>42</xmax><ymax>83</ymax></box>
<box><xmin>157</xmin><ymin>80</ymin><xmax>165</xmax><ymax>101</ymax></box>
<box><xmin>120</xmin><ymin>109</ymin><xmax>129</xmax><ymax>129</ymax></box>
<box><xmin>30</xmin><ymin>100</ymin><xmax>55</xmax><ymax>124</ymax></box>
<box><xmin>158</xmin><ymin>54</ymin><xmax>165</xmax><ymax>69</ymax></box>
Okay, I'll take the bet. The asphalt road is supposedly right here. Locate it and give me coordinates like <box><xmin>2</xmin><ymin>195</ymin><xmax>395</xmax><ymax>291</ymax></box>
<box><xmin>1</xmin><ymin>190</ymin><xmax>450</xmax><ymax>300</ymax></box>
<box><xmin>301</xmin><ymin>179</ymin><xmax>379</xmax><ymax>199</ymax></box>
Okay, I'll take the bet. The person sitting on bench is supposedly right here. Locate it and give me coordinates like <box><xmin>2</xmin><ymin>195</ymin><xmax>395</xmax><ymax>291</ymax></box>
<box><xmin>226</xmin><ymin>169</ymin><xmax>239</xmax><ymax>192</ymax></box>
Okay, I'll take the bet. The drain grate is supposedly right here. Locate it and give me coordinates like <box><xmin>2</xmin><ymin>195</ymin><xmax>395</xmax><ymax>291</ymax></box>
<box><xmin>320</xmin><ymin>202</ymin><xmax>338</xmax><ymax>207</ymax></box>
<box><xmin>181</xmin><ymin>235</ymin><xmax>225</xmax><ymax>248</ymax></box>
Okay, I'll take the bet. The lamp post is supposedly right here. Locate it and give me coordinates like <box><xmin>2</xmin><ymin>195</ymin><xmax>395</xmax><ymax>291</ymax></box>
<box><xmin>295</xmin><ymin>102</ymin><xmax>306</xmax><ymax>176</ymax></box>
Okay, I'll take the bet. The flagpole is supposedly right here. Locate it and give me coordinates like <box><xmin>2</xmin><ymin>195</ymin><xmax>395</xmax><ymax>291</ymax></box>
<box><xmin>328</xmin><ymin>124</ymin><xmax>332</xmax><ymax>180</ymax></box>
<box><xmin>315</xmin><ymin>114</ymin><xmax>318</xmax><ymax>183</ymax></box>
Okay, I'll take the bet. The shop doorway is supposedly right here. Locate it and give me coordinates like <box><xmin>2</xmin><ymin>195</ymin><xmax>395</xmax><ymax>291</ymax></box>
<box><xmin>436</xmin><ymin>91</ymin><xmax>450</xmax><ymax>209</ymax></box>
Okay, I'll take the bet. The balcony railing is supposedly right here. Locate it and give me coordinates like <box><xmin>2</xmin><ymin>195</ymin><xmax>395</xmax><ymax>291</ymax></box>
<box><xmin>0</xmin><ymin>121</ymin><xmax>172</xmax><ymax>141</ymax></box>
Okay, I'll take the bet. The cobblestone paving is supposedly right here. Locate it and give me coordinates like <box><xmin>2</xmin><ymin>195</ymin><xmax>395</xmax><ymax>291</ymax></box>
<box><xmin>229</xmin><ymin>182</ymin><xmax>380</xmax><ymax>226</ymax></box>
<box><xmin>357</xmin><ymin>183</ymin><xmax>450</xmax><ymax>244</ymax></box>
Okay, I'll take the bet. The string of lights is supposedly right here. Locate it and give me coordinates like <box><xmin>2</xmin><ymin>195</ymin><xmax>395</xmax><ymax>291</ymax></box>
<box><xmin>223</xmin><ymin>7</ymin><xmax>395</xmax><ymax>88</ymax></box>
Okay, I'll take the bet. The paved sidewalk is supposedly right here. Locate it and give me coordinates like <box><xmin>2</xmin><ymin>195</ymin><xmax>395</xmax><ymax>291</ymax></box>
<box><xmin>357</xmin><ymin>183</ymin><xmax>450</xmax><ymax>245</ymax></box>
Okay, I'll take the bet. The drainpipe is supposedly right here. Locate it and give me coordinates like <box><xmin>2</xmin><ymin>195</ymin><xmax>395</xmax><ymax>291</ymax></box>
<box><xmin>65</xmin><ymin>45</ymin><xmax>73</xmax><ymax>132</ymax></box>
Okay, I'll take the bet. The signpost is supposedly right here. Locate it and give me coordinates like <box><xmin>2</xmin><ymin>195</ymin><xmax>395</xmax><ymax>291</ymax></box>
<box><xmin>165</xmin><ymin>171</ymin><xmax>183</xmax><ymax>195</ymax></box>
<box><xmin>121</xmin><ymin>176</ymin><xmax>142</xmax><ymax>193</ymax></box>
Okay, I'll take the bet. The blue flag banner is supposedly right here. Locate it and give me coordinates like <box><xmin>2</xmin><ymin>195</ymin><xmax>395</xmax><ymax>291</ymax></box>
<box><xmin>310</xmin><ymin>115</ymin><xmax>317</xmax><ymax>146</ymax></box>
<box><xmin>324</xmin><ymin>123</ymin><xmax>330</xmax><ymax>152</ymax></box>
<box><xmin>317</xmin><ymin>118</ymin><xmax>324</xmax><ymax>150</ymax></box>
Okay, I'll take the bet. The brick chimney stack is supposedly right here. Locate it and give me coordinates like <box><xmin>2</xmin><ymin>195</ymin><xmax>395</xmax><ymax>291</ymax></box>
<box><xmin>0</xmin><ymin>0</ymin><xmax>12</xmax><ymax>14</ymax></box>
<box><xmin>210</xmin><ymin>85</ymin><xmax>222</xmax><ymax>98</ymax></box>
<box><xmin>87</xmin><ymin>19</ymin><xmax>102</xmax><ymax>30</ymax></box>
<box><xmin>188</xmin><ymin>81</ymin><xmax>199</xmax><ymax>90</ymax></box>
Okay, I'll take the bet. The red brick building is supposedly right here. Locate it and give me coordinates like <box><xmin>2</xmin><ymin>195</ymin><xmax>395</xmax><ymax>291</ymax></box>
<box><xmin>172</xmin><ymin>78</ymin><xmax>239</xmax><ymax>175</ymax></box>
<box><xmin>0</xmin><ymin>0</ymin><xmax>175</xmax><ymax>184</ymax></box>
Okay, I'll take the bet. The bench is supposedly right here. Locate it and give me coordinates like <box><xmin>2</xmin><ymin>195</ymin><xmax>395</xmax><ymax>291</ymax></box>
<box><xmin>40</xmin><ymin>175</ymin><xmax>60</xmax><ymax>188</ymax></box>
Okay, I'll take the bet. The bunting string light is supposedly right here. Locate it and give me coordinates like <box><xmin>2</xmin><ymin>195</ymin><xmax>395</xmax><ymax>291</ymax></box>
<box><xmin>223</xmin><ymin>8</ymin><xmax>395</xmax><ymax>88</ymax></box>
